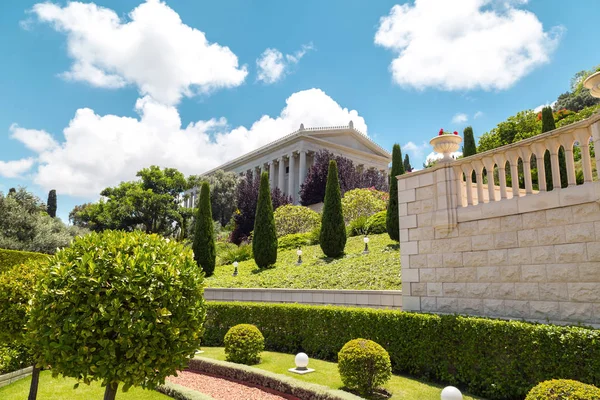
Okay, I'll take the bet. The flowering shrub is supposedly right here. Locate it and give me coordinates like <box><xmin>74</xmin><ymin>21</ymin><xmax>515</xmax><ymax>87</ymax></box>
<box><xmin>273</xmin><ymin>205</ymin><xmax>320</xmax><ymax>237</ymax></box>
<box><xmin>341</xmin><ymin>188</ymin><xmax>388</xmax><ymax>224</ymax></box>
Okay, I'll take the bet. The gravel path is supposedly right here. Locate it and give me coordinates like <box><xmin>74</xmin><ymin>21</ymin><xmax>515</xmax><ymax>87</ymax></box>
<box><xmin>167</xmin><ymin>370</ymin><xmax>299</xmax><ymax>400</ymax></box>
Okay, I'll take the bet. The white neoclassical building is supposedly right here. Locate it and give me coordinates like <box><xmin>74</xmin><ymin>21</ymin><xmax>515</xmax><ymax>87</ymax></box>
<box><xmin>184</xmin><ymin>121</ymin><xmax>392</xmax><ymax>206</ymax></box>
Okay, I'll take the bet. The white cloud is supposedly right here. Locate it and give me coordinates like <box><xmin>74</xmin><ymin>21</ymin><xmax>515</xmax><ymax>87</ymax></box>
<box><xmin>29</xmin><ymin>0</ymin><xmax>248</xmax><ymax>105</ymax></box>
<box><xmin>10</xmin><ymin>124</ymin><xmax>58</xmax><ymax>153</ymax></box>
<box><xmin>425</xmin><ymin>150</ymin><xmax>462</xmax><ymax>166</ymax></box>
<box><xmin>452</xmin><ymin>113</ymin><xmax>468</xmax><ymax>124</ymax></box>
<box><xmin>474</xmin><ymin>111</ymin><xmax>484</xmax><ymax>119</ymax></box>
<box><xmin>374</xmin><ymin>0</ymin><xmax>563</xmax><ymax>91</ymax></box>
<box><xmin>534</xmin><ymin>100</ymin><xmax>557</xmax><ymax>113</ymax></box>
<box><xmin>256</xmin><ymin>43</ymin><xmax>313</xmax><ymax>84</ymax></box>
<box><xmin>0</xmin><ymin>158</ymin><xmax>35</xmax><ymax>178</ymax></box>
<box><xmin>403</xmin><ymin>141</ymin><xmax>429</xmax><ymax>159</ymax></box>
<box><xmin>7</xmin><ymin>89</ymin><xmax>367</xmax><ymax>197</ymax></box>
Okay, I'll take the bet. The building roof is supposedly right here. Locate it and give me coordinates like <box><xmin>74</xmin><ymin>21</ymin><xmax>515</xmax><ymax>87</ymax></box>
<box><xmin>201</xmin><ymin>121</ymin><xmax>391</xmax><ymax>175</ymax></box>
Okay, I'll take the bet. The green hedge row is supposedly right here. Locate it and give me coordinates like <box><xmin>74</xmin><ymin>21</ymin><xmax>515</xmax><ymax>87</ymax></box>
<box><xmin>203</xmin><ymin>302</ymin><xmax>600</xmax><ymax>400</ymax></box>
<box><xmin>0</xmin><ymin>248</ymin><xmax>48</xmax><ymax>274</ymax></box>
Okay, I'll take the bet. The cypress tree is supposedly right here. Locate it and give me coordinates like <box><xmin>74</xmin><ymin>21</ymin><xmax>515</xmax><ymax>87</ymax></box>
<box><xmin>253</xmin><ymin>172</ymin><xmax>278</xmax><ymax>268</ymax></box>
<box><xmin>8</xmin><ymin>188</ymin><xmax>16</xmax><ymax>195</ymax></box>
<box><xmin>541</xmin><ymin>107</ymin><xmax>568</xmax><ymax>190</ymax></box>
<box><xmin>319</xmin><ymin>160</ymin><xmax>347</xmax><ymax>257</ymax></box>
<box><xmin>403</xmin><ymin>154</ymin><xmax>412</xmax><ymax>173</ymax></box>
<box><xmin>386</xmin><ymin>144</ymin><xmax>404</xmax><ymax>242</ymax></box>
<box><xmin>47</xmin><ymin>189</ymin><xmax>57</xmax><ymax>218</ymax></box>
<box><xmin>193</xmin><ymin>182</ymin><xmax>216</xmax><ymax>276</ymax></box>
<box><xmin>462</xmin><ymin>126</ymin><xmax>477</xmax><ymax>157</ymax></box>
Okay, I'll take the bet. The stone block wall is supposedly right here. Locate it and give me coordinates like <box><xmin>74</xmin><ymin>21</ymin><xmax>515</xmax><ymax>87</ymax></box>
<box><xmin>399</xmin><ymin>165</ymin><xmax>600</xmax><ymax>326</ymax></box>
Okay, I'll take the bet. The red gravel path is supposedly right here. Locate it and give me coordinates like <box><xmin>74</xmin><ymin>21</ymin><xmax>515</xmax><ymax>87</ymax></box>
<box><xmin>167</xmin><ymin>370</ymin><xmax>299</xmax><ymax>400</ymax></box>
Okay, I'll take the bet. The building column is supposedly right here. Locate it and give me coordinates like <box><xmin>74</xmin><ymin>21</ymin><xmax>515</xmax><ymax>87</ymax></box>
<box><xmin>299</xmin><ymin>150</ymin><xmax>307</xmax><ymax>189</ymax></box>
<box><xmin>269</xmin><ymin>161</ymin><xmax>275</xmax><ymax>189</ymax></box>
<box><xmin>288</xmin><ymin>152</ymin><xmax>296</xmax><ymax>203</ymax></box>
<box><xmin>278</xmin><ymin>157</ymin><xmax>285</xmax><ymax>193</ymax></box>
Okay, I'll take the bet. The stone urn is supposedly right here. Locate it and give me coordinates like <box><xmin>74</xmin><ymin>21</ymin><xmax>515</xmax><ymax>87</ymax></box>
<box><xmin>583</xmin><ymin>71</ymin><xmax>600</xmax><ymax>98</ymax></box>
<box><xmin>430</xmin><ymin>134</ymin><xmax>462</xmax><ymax>162</ymax></box>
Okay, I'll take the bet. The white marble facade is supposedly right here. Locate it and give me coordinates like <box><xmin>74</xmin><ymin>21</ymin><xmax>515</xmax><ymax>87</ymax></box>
<box><xmin>184</xmin><ymin>122</ymin><xmax>391</xmax><ymax>206</ymax></box>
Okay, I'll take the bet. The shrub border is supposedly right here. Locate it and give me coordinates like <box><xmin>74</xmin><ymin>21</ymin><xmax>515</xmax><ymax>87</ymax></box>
<box><xmin>187</xmin><ymin>357</ymin><xmax>362</xmax><ymax>400</ymax></box>
<box><xmin>156</xmin><ymin>381</ymin><xmax>215</xmax><ymax>400</ymax></box>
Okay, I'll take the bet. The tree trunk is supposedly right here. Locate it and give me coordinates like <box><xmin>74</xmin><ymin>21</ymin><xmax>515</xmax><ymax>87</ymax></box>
<box><xmin>27</xmin><ymin>365</ymin><xmax>40</xmax><ymax>400</ymax></box>
<box><xmin>103</xmin><ymin>382</ymin><xmax>119</xmax><ymax>400</ymax></box>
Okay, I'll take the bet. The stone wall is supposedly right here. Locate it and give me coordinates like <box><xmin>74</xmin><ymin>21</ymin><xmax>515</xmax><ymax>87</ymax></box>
<box><xmin>399</xmin><ymin>166</ymin><xmax>600</xmax><ymax>327</ymax></box>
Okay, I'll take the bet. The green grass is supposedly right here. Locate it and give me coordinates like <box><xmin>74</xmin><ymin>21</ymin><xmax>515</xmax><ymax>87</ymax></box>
<box><xmin>205</xmin><ymin>233</ymin><xmax>401</xmax><ymax>290</ymax></box>
<box><xmin>197</xmin><ymin>347</ymin><xmax>484</xmax><ymax>400</ymax></box>
<box><xmin>0</xmin><ymin>371</ymin><xmax>170</xmax><ymax>400</ymax></box>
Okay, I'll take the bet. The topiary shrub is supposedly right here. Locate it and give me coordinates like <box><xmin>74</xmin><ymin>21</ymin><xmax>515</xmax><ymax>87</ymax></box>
<box><xmin>224</xmin><ymin>324</ymin><xmax>265</xmax><ymax>365</ymax></box>
<box><xmin>338</xmin><ymin>338</ymin><xmax>392</xmax><ymax>396</ymax></box>
<box><xmin>341</xmin><ymin>188</ymin><xmax>387</xmax><ymax>224</ymax></box>
<box><xmin>27</xmin><ymin>230</ymin><xmax>206</xmax><ymax>400</ymax></box>
<box><xmin>320</xmin><ymin>160</ymin><xmax>347</xmax><ymax>258</ymax></box>
<box><xmin>526</xmin><ymin>379</ymin><xmax>600</xmax><ymax>400</ymax></box>
<box><xmin>253</xmin><ymin>172</ymin><xmax>278</xmax><ymax>268</ymax></box>
<box><xmin>274</xmin><ymin>205</ymin><xmax>320</xmax><ymax>237</ymax></box>
<box><xmin>193</xmin><ymin>182</ymin><xmax>216</xmax><ymax>277</ymax></box>
<box><xmin>366</xmin><ymin>210</ymin><xmax>387</xmax><ymax>234</ymax></box>
<box><xmin>278</xmin><ymin>232</ymin><xmax>314</xmax><ymax>250</ymax></box>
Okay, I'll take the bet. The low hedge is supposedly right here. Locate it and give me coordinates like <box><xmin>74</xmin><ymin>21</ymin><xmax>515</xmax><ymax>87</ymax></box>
<box><xmin>187</xmin><ymin>357</ymin><xmax>362</xmax><ymax>400</ymax></box>
<box><xmin>203</xmin><ymin>302</ymin><xmax>600</xmax><ymax>400</ymax></box>
<box><xmin>156</xmin><ymin>381</ymin><xmax>215</xmax><ymax>400</ymax></box>
<box><xmin>0</xmin><ymin>248</ymin><xmax>48</xmax><ymax>274</ymax></box>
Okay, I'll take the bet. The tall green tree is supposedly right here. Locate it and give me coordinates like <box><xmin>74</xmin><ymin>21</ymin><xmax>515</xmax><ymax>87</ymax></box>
<box><xmin>193</xmin><ymin>182</ymin><xmax>216</xmax><ymax>277</ymax></box>
<box><xmin>46</xmin><ymin>190</ymin><xmax>57</xmax><ymax>218</ymax></box>
<box><xmin>189</xmin><ymin>170</ymin><xmax>239</xmax><ymax>226</ymax></box>
<box><xmin>541</xmin><ymin>107</ymin><xmax>568</xmax><ymax>190</ymax></box>
<box><xmin>386</xmin><ymin>144</ymin><xmax>404</xmax><ymax>242</ymax></box>
<box><xmin>462</xmin><ymin>126</ymin><xmax>477</xmax><ymax>157</ymax></box>
<box><xmin>403</xmin><ymin>154</ymin><xmax>412</xmax><ymax>173</ymax></box>
<box><xmin>253</xmin><ymin>172</ymin><xmax>278</xmax><ymax>268</ymax></box>
<box><xmin>320</xmin><ymin>160</ymin><xmax>347</xmax><ymax>257</ymax></box>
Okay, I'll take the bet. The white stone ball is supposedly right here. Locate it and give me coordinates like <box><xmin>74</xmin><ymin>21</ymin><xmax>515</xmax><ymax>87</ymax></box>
<box><xmin>295</xmin><ymin>352</ymin><xmax>309</xmax><ymax>369</ymax></box>
<box><xmin>441</xmin><ymin>386</ymin><xmax>463</xmax><ymax>400</ymax></box>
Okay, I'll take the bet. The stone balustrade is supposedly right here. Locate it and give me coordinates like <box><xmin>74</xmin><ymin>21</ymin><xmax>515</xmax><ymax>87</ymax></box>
<box><xmin>453</xmin><ymin>113</ymin><xmax>600</xmax><ymax>208</ymax></box>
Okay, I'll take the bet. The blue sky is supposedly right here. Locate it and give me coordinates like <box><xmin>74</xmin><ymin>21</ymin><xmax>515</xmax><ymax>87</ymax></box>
<box><xmin>0</xmin><ymin>0</ymin><xmax>598</xmax><ymax>222</ymax></box>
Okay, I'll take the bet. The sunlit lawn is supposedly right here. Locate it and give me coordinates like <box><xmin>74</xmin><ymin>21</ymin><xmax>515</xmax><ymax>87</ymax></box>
<box><xmin>197</xmin><ymin>347</ymin><xmax>485</xmax><ymax>400</ymax></box>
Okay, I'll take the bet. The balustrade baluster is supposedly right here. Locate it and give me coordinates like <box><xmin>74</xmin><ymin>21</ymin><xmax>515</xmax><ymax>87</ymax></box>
<box><xmin>531</xmin><ymin>143</ymin><xmax>547</xmax><ymax>192</ymax></box>
<box><xmin>519</xmin><ymin>148</ymin><xmax>533</xmax><ymax>194</ymax></box>
<box><xmin>575</xmin><ymin>129</ymin><xmax>593</xmax><ymax>183</ymax></box>
<box><xmin>483</xmin><ymin>158</ymin><xmax>496</xmax><ymax>202</ymax></box>
<box><xmin>547</xmin><ymin>139</ymin><xmax>562</xmax><ymax>190</ymax></box>
<box><xmin>473</xmin><ymin>161</ymin><xmax>485</xmax><ymax>204</ymax></box>
<box><xmin>462</xmin><ymin>165</ymin><xmax>474</xmax><ymax>206</ymax></box>
<box><xmin>506</xmin><ymin>150</ymin><xmax>520</xmax><ymax>198</ymax></box>
<box><xmin>560</xmin><ymin>133</ymin><xmax>577</xmax><ymax>187</ymax></box>
<box><xmin>493</xmin><ymin>154</ymin><xmax>508</xmax><ymax>199</ymax></box>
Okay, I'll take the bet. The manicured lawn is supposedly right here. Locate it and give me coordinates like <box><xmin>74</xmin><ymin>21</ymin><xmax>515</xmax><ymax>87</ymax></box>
<box><xmin>0</xmin><ymin>371</ymin><xmax>170</xmax><ymax>400</ymax></box>
<box><xmin>205</xmin><ymin>233</ymin><xmax>402</xmax><ymax>290</ymax></box>
<box><xmin>197</xmin><ymin>347</ymin><xmax>484</xmax><ymax>400</ymax></box>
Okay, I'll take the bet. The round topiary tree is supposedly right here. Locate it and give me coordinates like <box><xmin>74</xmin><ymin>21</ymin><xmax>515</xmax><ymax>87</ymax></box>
<box><xmin>193</xmin><ymin>181</ymin><xmax>216</xmax><ymax>277</ymax></box>
<box><xmin>27</xmin><ymin>230</ymin><xmax>206</xmax><ymax>400</ymax></box>
<box><xmin>526</xmin><ymin>379</ymin><xmax>600</xmax><ymax>400</ymax></box>
<box><xmin>223</xmin><ymin>324</ymin><xmax>265</xmax><ymax>365</ymax></box>
<box><xmin>320</xmin><ymin>160</ymin><xmax>347</xmax><ymax>257</ymax></box>
<box><xmin>0</xmin><ymin>260</ymin><xmax>46</xmax><ymax>400</ymax></box>
<box><xmin>338</xmin><ymin>338</ymin><xmax>392</xmax><ymax>397</ymax></box>
<box><xmin>253</xmin><ymin>172</ymin><xmax>278</xmax><ymax>268</ymax></box>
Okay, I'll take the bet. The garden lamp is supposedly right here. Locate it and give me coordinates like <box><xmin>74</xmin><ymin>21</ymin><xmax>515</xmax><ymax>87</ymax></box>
<box><xmin>363</xmin><ymin>235</ymin><xmax>370</xmax><ymax>254</ymax></box>
<box><xmin>296</xmin><ymin>247</ymin><xmax>303</xmax><ymax>265</ymax></box>
<box><xmin>232</xmin><ymin>261</ymin><xmax>238</xmax><ymax>277</ymax></box>
<box><xmin>441</xmin><ymin>386</ymin><xmax>462</xmax><ymax>400</ymax></box>
<box><xmin>288</xmin><ymin>352</ymin><xmax>314</xmax><ymax>374</ymax></box>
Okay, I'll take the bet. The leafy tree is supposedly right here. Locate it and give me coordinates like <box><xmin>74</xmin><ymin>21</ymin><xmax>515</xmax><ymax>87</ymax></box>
<box><xmin>359</xmin><ymin>168</ymin><xmax>389</xmax><ymax>191</ymax></box>
<box><xmin>463</xmin><ymin>126</ymin><xmax>477</xmax><ymax>157</ymax></box>
<box><xmin>46</xmin><ymin>190</ymin><xmax>57</xmax><ymax>218</ymax></box>
<box><xmin>27</xmin><ymin>231</ymin><xmax>206</xmax><ymax>400</ymax></box>
<box><xmin>386</xmin><ymin>144</ymin><xmax>404</xmax><ymax>241</ymax></box>
<box><xmin>0</xmin><ymin>260</ymin><xmax>46</xmax><ymax>399</ymax></box>
<box><xmin>270</xmin><ymin>187</ymin><xmax>292</xmax><ymax>210</ymax></box>
<box><xmin>8</xmin><ymin>187</ymin><xmax>16</xmax><ymax>195</ymax></box>
<box><xmin>0</xmin><ymin>188</ymin><xmax>83</xmax><ymax>254</ymax></box>
<box><xmin>320</xmin><ymin>160</ymin><xmax>346</xmax><ymax>257</ymax></box>
<box><xmin>403</xmin><ymin>154</ymin><xmax>413</xmax><ymax>172</ymax></box>
<box><xmin>477</xmin><ymin>110</ymin><xmax>540</xmax><ymax>152</ymax></box>
<box><xmin>253</xmin><ymin>172</ymin><xmax>277</xmax><ymax>268</ymax></box>
<box><xmin>554</xmin><ymin>66</ymin><xmax>600</xmax><ymax>112</ymax></box>
<box><xmin>189</xmin><ymin>170</ymin><xmax>239</xmax><ymax>226</ymax></box>
<box><xmin>193</xmin><ymin>182</ymin><xmax>216</xmax><ymax>277</ymax></box>
<box><xmin>541</xmin><ymin>106</ymin><xmax>568</xmax><ymax>190</ymax></box>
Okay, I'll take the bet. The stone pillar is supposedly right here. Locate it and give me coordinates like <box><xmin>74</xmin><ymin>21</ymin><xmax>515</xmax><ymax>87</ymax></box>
<box><xmin>269</xmin><ymin>161</ymin><xmax>275</xmax><ymax>189</ymax></box>
<box><xmin>299</xmin><ymin>150</ymin><xmax>307</xmax><ymax>189</ymax></box>
<box><xmin>278</xmin><ymin>157</ymin><xmax>285</xmax><ymax>193</ymax></box>
<box><xmin>288</xmin><ymin>152</ymin><xmax>296</xmax><ymax>203</ymax></box>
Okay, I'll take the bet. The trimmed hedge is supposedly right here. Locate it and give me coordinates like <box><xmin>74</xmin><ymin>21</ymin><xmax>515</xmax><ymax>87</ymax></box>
<box><xmin>203</xmin><ymin>302</ymin><xmax>600</xmax><ymax>400</ymax></box>
<box><xmin>0</xmin><ymin>248</ymin><xmax>48</xmax><ymax>274</ymax></box>
<box><xmin>525</xmin><ymin>379</ymin><xmax>600</xmax><ymax>400</ymax></box>
<box><xmin>156</xmin><ymin>382</ymin><xmax>215</xmax><ymax>400</ymax></box>
<box><xmin>187</xmin><ymin>357</ymin><xmax>362</xmax><ymax>400</ymax></box>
